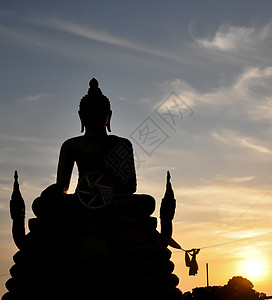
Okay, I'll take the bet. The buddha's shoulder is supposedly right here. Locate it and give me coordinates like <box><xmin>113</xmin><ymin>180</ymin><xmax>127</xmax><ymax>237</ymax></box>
<box><xmin>60</xmin><ymin>136</ymin><xmax>85</xmax><ymax>149</ymax></box>
<box><xmin>108</xmin><ymin>135</ymin><xmax>133</xmax><ymax>146</ymax></box>
<box><xmin>60</xmin><ymin>135</ymin><xmax>133</xmax><ymax>149</ymax></box>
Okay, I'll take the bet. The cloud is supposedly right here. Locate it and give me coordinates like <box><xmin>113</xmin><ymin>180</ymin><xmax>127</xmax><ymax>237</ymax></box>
<box><xmin>213</xmin><ymin>174</ymin><xmax>255</xmax><ymax>184</ymax></box>
<box><xmin>195</xmin><ymin>24</ymin><xmax>256</xmax><ymax>51</ymax></box>
<box><xmin>210</xmin><ymin>129</ymin><xmax>272</xmax><ymax>154</ymax></box>
<box><xmin>117</xmin><ymin>97</ymin><xmax>127</xmax><ymax>101</ymax></box>
<box><xmin>29</xmin><ymin>17</ymin><xmax>190</xmax><ymax>63</ymax></box>
<box><xmin>15</xmin><ymin>94</ymin><xmax>52</xmax><ymax>103</ymax></box>
<box><xmin>137</xmin><ymin>166</ymin><xmax>272</xmax><ymax>251</ymax></box>
<box><xmin>233</xmin><ymin>66</ymin><xmax>272</xmax><ymax>97</ymax></box>
<box><xmin>161</xmin><ymin>65</ymin><xmax>272</xmax><ymax>126</ymax></box>
<box><xmin>171</xmin><ymin>178</ymin><xmax>272</xmax><ymax>260</ymax></box>
<box><xmin>176</xmin><ymin>179</ymin><xmax>272</xmax><ymax>225</ymax></box>
<box><xmin>30</xmin><ymin>17</ymin><xmax>143</xmax><ymax>51</ymax></box>
<box><xmin>223</xmin><ymin>229</ymin><xmax>272</xmax><ymax>240</ymax></box>
<box><xmin>0</xmin><ymin>15</ymin><xmax>190</xmax><ymax>65</ymax></box>
<box><xmin>192</xmin><ymin>22</ymin><xmax>272</xmax><ymax>66</ymax></box>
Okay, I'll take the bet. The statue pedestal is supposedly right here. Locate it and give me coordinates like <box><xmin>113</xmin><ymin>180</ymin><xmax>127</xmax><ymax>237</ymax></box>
<box><xmin>3</xmin><ymin>186</ymin><xmax>182</xmax><ymax>300</ymax></box>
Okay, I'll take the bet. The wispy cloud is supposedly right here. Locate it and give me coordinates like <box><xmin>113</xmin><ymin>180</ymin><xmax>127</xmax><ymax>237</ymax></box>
<box><xmin>192</xmin><ymin>22</ymin><xmax>272</xmax><ymax>66</ymax></box>
<box><xmin>233</xmin><ymin>66</ymin><xmax>272</xmax><ymax>96</ymax></box>
<box><xmin>213</xmin><ymin>174</ymin><xmax>255</xmax><ymax>184</ymax></box>
<box><xmin>0</xmin><ymin>15</ymin><xmax>190</xmax><ymax>65</ymax></box>
<box><xmin>173</xmin><ymin>178</ymin><xmax>272</xmax><ymax>253</ymax></box>
<box><xmin>249</xmin><ymin>97</ymin><xmax>272</xmax><ymax>121</ymax></box>
<box><xmin>29</xmin><ymin>17</ymin><xmax>144</xmax><ymax>51</ymax></box>
<box><xmin>210</xmin><ymin>129</ymin><xmax>272</xmax><ymax>154</ymax></box>
<box><xmin>162</xmin><ymin>66</ymin><xmax>272</xmax><ymax>123</ymax></box>
<box><xmin>16</xmin><ymin>93</ymin><xmax>52</xmax><ymax>103</ymax></box>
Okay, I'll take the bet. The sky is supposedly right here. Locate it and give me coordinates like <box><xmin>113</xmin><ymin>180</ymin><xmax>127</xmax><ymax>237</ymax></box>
<box><xmin>1</xmin><ymin>0</ymin><xmax>272</xmax><ymax>296</ymax></box>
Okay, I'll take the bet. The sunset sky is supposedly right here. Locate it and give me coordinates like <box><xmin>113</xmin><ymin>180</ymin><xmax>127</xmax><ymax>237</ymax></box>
<box><xmin>1</xmin><ymin>0</ymin><xmax>272</xmax><ymax>296</ymax></box>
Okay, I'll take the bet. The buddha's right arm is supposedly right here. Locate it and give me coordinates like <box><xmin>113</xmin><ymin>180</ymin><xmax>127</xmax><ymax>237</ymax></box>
<box><xmin>56</xmin><ymin>140</ymin><xmax>75</xmax><ymax>193</ymax></box>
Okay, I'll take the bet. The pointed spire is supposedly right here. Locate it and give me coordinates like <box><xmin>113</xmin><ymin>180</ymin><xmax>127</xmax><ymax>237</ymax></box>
<box><xmin>164</xmin><ymin>170</ymin><xmax>174</xmax><ymax>200</ymax></box>
<box><xmin>14</xmin><ymin>170</ymin><xmax>18</xmax><ymax>181</ymax></box>
<box><xmin>160</xmin><ymin>171</ymin><xmax>181</xmax><ymax>249</ymax></box>
<box><xmin>10</xmin><ymin>170</ymin><xmax>25</xmax><ymax>219</ymax></box>
<box><xmin>10</xmin><ymin>171</ymin><xmax>26</xmax><ymax>249</ymax></box>
<box><xmin>160</xmin><ymin>171</ymin><xmax>176</xmax><ymax>220</ymax></box>
<box><xmin>13</xmin><ymin>170</ymin><xmax>20</xmax><ymax>195</ymax></box>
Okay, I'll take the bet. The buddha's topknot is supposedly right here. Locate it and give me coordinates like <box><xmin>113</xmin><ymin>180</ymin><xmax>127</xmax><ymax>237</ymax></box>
<box><xmin>88</xmin><ymin>78</ymin><xmax>100</xmax><ymax>95</ymax></box>
<box><xmin>79</xmin><ymin>77</ymin><xmax>111</xmax><ymax>112</ymax></box>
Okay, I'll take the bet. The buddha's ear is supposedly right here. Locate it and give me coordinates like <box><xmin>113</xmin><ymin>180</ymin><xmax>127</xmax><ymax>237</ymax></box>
<box><xmin>106</xmin><ymin>110</ymin><xmax>112</xmax><ymax>132</ymax></box>
<box><xmin>78</xmin><ymin>111</ymin><xmax>85</xmax><ymax>133</ymax></box>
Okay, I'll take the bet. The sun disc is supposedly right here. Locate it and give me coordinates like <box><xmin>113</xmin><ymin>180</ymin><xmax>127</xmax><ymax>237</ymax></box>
<box><xmin>245</xmin><ymin>260</ymin><xmax>262</xmax><ymax>277</ymax></box>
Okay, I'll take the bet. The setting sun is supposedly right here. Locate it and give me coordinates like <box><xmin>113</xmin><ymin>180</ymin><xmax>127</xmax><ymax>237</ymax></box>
<box><xmin>245</xmin><ymin>260</ymin><xmax>262</xmax><ymax>277</ymax></box>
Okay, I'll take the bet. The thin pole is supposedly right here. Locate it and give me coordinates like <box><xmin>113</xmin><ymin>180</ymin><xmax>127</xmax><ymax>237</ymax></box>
<box><xmin>206</xmin><ymin>263</ymin><xmax>209</xmax><ymax>287</ymax></box>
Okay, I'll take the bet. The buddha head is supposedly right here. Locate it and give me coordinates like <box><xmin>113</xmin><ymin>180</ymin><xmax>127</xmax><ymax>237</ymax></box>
<box><xmin>79</xmin><ymin>78</ymin><xmax>112</xmax><ymax>133</ymax></box>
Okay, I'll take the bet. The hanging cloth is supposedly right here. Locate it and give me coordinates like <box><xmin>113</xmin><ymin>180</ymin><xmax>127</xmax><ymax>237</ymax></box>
<box><xmin>189</xmin><ymin>249</ymin><xmax>199</xmax><ymax>275</ymax></box>
<box><xmin>185</xmin><ymin>249</ymin><xmax>200</xmax><ymax>276</ymax></box>
<box><xmin>185</xmin><ymin>251</ymin><xmax>191</xmax><ymax>267</ymax></box>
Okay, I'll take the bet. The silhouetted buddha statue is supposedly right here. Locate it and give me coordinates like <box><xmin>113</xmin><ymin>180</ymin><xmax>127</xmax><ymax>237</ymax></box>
<box><xmin>3</xmin><ymin>78</ymin><xmax>183</xmax><ymax>300</ymax></box>
<box><xmin>56</xmin><ymin>77</ymin><xmax>136</xmax><ymax>195</ymax></box>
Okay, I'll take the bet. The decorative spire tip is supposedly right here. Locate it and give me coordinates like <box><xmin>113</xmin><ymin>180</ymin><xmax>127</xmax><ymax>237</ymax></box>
<box><xmin>167</xmin><ymin>170</ymin><xmax>171</xmax><ymax>183</ymax></box>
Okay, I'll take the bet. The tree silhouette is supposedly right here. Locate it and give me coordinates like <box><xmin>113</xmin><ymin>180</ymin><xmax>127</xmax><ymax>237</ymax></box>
<box><xmin>226</xmin><ymin>276</ymin><xmax>254</xmax><ymax>299</ymax></box>
<box><xmin>182</xmin><ymin>276</ymin><xmax>266</xmax><ymax>300</ymax></box>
